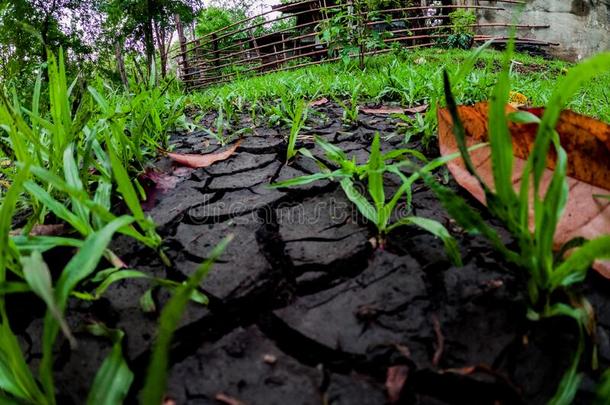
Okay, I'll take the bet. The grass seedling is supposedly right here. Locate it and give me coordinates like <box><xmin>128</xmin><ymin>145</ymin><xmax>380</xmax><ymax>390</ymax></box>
<box><xmin>427</xmin><ymin>42</ymin><xmax>610</xmax><ymax>402</ymax></box>
<box><xmin>202</xmin><ymin>106</ymin><xmax>252</xmax><ymax>146</ymax></box>
<box><xmin>335</xmin><ymin>85</ymin><xmax>361</xmax><ymax>127</ymax></box>
<box><xmin>392</xmin><ymin>112</ymin><xmax>429</xmax><ymax>144</ymax></box>
<box><xmin>272</xmin><ymin>134</ymin><xmax>461</xmax><ymax>265</ymax></box>
<box><xmin>285</xmin><ymin>99</ymin><xmax>308</xmax><ymax>162</ymax></box>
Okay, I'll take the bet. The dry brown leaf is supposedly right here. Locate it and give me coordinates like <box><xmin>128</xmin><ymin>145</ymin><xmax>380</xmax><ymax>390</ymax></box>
<box><xmin>309</xmin><ymin>97</ymin><xmax>329</xmax><ymax>107</ymax></box>
<box><xmin>361</xmin><ymin>106</ymin><xmax>405</xmax><ymax>115</ymax></box>
<box><xmin>438</xmin><ymin>103</ymin><xmax>610</xmax><ymax>277</ymax></box>
<box><xmin>215</xmin><ymin>393</ymin><xmax>245</xmax><ymax>405</ymax></box>
<box><xmin>9</xmin><ymin>224</ymin><xmax>66</xmax><ymax>237</ymax></box>
<box><xmin>385</xmin><ymin>365</ymin><xmax>408</xmax><ymax>403</ymax></box>
<box><xmin>162</xmin><ymin>397</ymin><xmax>177</xmax><ymax>405</ymax></box>
<box><xmin>164</xmin><ymin>140</ymin><xmax>240</xmax><ymax>168</ymax></box>
<box><xmin>404</xmin><ymin>104</ymin><xmax>429</xmax><ymax>114</ymax></box>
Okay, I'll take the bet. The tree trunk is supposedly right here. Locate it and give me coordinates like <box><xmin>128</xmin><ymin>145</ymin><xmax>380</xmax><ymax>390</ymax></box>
<box><xmin>154</xmin><ymin>22</ymin><xmax>167</xmax><ymax>78</ymax></box>
<box><xmin>143</xmin><ymin>0</ymin><xmax>156</xmax><ymax>79</ymax></box>
<box><xmin>175</xmin><ymin>13</ymin><xmax>189</xmax><ymax>79</ymax></box>
<box><xmin>115</xmin><ymin>41</ymin><xmax>129</xmax><ymax>88</ymax></box>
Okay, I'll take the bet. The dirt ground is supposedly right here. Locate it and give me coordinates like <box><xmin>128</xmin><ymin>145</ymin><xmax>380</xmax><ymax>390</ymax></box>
<box><xmin>16</xmin><ymin>102</ymin><xmax>610</xmax><ymax>404</ymax></box>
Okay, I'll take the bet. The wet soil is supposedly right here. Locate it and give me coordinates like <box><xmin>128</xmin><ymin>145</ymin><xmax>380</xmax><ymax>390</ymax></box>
<box><xmin>18</xmin><ymin>102</ymin><xmax>610</xmax><ymax>404</ymax></box>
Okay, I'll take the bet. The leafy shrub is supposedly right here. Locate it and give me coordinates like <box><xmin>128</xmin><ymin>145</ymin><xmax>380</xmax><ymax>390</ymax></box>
<box><xmin>445</xmin><ymin>9</ymin><xmax>476</xmax><ymax>49</ymax></box>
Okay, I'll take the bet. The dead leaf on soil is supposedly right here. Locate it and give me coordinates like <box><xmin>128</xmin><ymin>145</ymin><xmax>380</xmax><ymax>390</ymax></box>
<box><xmin>215</xmin><ymin>392</ymin><xmax>245</xmax><ymax>405</ymax></box>
<box><xmin>9</xmin><ymin>224</ymin><xmax>66</xmax><ymax>237</ymax></box>
<box><xmin>140</xmin><ymin>167</ymin><xmax>195</xmax><ymax>211</ymax></box>
<box><xmin>141</xmin><ymin>171</ymin><xmax>183</xmax><ymax>194</ymax></box>
<box><xmin>162</xmin><ymin>397</ymin><xmax>177</xmax><ymax>405</ymax></box>
<box><xmin>262</xmin><ymin>353</ymin><xmax>277</xmax><ymax>364</ymax></box>
<box><xmin>361</xmin><ymin>104</ymin><xmax>428</xmax><ymax>115</ymax></box>
<box><xmin>309</xmin><ymin>97</ymin><xmax>329</xmax><ymax>107</ymax></box>
<box><xmin>438</xmin><ymin>102</ymin><xmax>610</xmax><ymax>277</ymax></box>
<box><xmin>163</xmin><ymin>140</ymin><xmax>241</xmax><ymax>168</ymax></box>
<box><xmin>361</xmin><ymin>105</ymin><xmax>405</xmax><ymax>115</ymax></box>
<box><xmin>385</xmin><ymin>365</ymin><xmax>409</xmax><ymax>403</ymax></box>
<box><xmin>404</xmin><ymin>104</ymin><xmax>429</xmax><ymax>114</ymax></box>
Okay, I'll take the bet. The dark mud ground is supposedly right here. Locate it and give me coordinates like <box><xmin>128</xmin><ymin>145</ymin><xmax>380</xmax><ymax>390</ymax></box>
<box><xmin>13</xmin><ymin>102</ymin><xmax>610</xmax><ymax>404</ymax></box>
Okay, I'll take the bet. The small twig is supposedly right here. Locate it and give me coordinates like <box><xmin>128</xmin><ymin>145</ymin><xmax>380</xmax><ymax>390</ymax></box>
<box><xmin>432</xmin><ymin>314</ymin><xmax>444</xmax><ymax>367</ymax></box>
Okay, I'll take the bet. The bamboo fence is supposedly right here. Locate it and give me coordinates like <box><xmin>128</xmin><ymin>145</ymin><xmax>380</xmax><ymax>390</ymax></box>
<box><xmin>174</xmin><ymin>0</ymin><xmax>553</xmax><ymax>89</ymax></box>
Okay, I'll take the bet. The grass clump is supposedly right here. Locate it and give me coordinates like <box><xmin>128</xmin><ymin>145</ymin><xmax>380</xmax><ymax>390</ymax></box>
<box><xmin>426</xmin><ymin>41</ymin><xmax>610</xmax><ymax>402</ymax></box>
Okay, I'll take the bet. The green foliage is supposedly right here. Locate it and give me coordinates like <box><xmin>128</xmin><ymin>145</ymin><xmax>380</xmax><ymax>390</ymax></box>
<box><xmin>427</xmin><ymin>43</ymin><xmax>610</xmax><ymax>401</ymax></box>
<box><xmin>317</xmin><ymin>0</ymin><xmax>389</xmax><ymax>68</ymax></box>
<box><xmin>443</xmin><ymin>10</ymin><xmax>476</xmax><ymax>50</ymax></box>
<box><xmin>449</xmin><ymin>9</ymin><xmax>476</xmax><ymax>35</ymax></box>
<box><xmin>195</xmin><ymin>6</ymin><xmax>247</xmax><ymax>39</ymax></box>
<box><xmin>272</xmin><ymin>134</ymin><xmax>461</xmax><ymax>265</ymax></box>
<box><xmin>0</xmin><ymin>49</ymin><xmax>190</xmax><ymax>255</ymax></box>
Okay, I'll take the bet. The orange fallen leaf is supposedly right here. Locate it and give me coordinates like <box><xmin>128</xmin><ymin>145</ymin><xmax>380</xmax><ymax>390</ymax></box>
<box><xmin>164</xmin><ymin>140</ymin><xmax>240</xmax><ymax>168</ymax></box>
<box><xmin>438</xmin><ymin>102</ymin><xmax>610</xmax><ymax>277</ymax></box>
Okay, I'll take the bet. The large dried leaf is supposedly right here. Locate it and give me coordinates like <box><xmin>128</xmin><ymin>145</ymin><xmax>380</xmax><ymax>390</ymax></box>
<box><xmin>438</xmin><ymin>103</ymin><xmax>610</xmax><ymax>275</ymax></box>
<box><xmin>164</xmin><ymin>141</ymin><xmax>240</xmax><ymax>168</ymax></box>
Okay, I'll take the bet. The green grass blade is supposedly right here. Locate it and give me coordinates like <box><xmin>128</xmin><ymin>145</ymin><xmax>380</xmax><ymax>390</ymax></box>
<box><xmin>442</xmin><ymin>71</ymin><xmax>490</xmax><ymax>193</ymax></box>
<box><xmin>339</xmin><ymin>178</ymin><xmax>377</xmax><ymax>224</ymax></box>
<box><xmin>367</xmin><ymin>133</ymin><xmax>385</xmax><ymax>228</ymax></box>
<box><xmin>388</xmin><ymin>216</ymin><xmax>462</xmax><ymax>267</ymax></box>
<box><xmin>20</xmin><ymin>252</ymin><xmax>75</xmax><ymax>347</ymax></box>
<box><xmin>12</xmin><ymin>236</ymin><xmax>83</xmax><ymax>254</ymax></box>
<box><xmin>0</xmin><ymin>167</ymin><xmax>30</xmax><ymax>281</ymax></box>
<box><xmin>420</xmin><ymin>170</ymin><xmax>518</xmax><ymax>263</ymax></box>
<box><xmin>139</xmin><ymin>235</ymin><xmax>232</xmax><ymax>405</ymax></box>
<box><xmin>286</xmin><ymin>100</ymin><xmax>306</xmax><ymax>161</ymax></box>
<box><xmin>63</xmin><ymin>144</ymin><xmax>90</xmax><ymax>225</ymax></box>
<box><xmin>86</xmin><ymin>327</ymin><xmax>133</xmax><ymax>405</ymax></box>
<box><xmin>314</xmin><ymin>136</ymin><xmax>349</xmax><ymax>164</ymax></box>
<box><xmin>535</xmin><ymin>132</ymin><xmax>569</xmax><ymax>281</ymax></box>
<box><xmin>552</xmin><ymin>236</ymin><xmax>610</xmax><ymax>288</ymax></box>
<box><xmin>23</xmin><ymin>181</ymin><xmax>91</xmax><ymax>236</ymax></box>
<box><xmin>0</xmin><ymin>319</ymin><xmax>48</xmax><ymax>404</ymax></box>
<box><xmin>270</xmin><ymin>170</ymin><xmax>346</xmax><ymax>188</ymax></box>
<box><xmin>487</xmin><ymin>38</ymin><xmax>516</xmax><ymax>205</ymax></box>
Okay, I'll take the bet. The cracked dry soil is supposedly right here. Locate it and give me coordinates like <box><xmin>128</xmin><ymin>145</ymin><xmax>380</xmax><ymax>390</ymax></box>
<box><xmin>14</xmin><ymin>102</ymin><xmax>610</xmax><ymax>404</ymax></box>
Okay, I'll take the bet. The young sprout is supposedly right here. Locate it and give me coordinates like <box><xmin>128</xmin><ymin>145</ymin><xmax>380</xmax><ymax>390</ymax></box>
<box><xmin>285</xmin><ymin>99</ymin><xmax>308</xmax><ymax>162</ymax></box>
<box><xmin>335</xmin><ymin>85</ymin><xmax>361</xmax><ymax>127</ymax></box>
<box><xmin>272</xmin><ymin>133</ymin><xmax>461</xmax><ymax>266</ymax></box>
